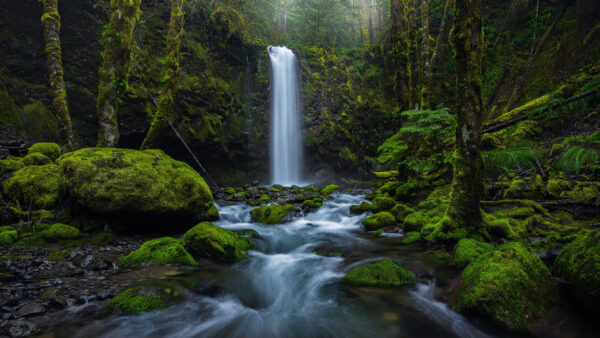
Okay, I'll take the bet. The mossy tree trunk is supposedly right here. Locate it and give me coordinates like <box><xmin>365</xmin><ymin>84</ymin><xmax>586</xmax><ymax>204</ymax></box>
<box><xmin>96</xmin><ymin>0</ymin><xmax>142</xmax><ymax>147</ymax></box>
<box><xmin>419</xmin><ymin>0</ymin><xmax>431</xmax><ymax>109</ymax></box>
<box><xmin>140</xmin><ymin>0</ymin><xmax>184</xmax><ymax>150</ymax></box>
<box><xmin>41</xmin><ymin>0</ymin><xmax>76</xmax><ymax>150</ymax></box>
<box><xmin>447</xmin><ymin>0</ymin><xmax>484</xmax><ymax>230</ymax></box>
<box><xmin>390</xmin><ymin>0</ymin><xmax>412</xmax><ymax>110</ymax></box>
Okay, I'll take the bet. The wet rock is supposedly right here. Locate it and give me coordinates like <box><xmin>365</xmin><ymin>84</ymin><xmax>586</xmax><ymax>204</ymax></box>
<box><xmin>16</xmin><ymin>303</ymin><xmax>45</xmax><ymax>317</ymax></box>
<box><xmin>5</xmin><ymin>320</ymin><xmax>38</xmax><ymax>337</ymax></box>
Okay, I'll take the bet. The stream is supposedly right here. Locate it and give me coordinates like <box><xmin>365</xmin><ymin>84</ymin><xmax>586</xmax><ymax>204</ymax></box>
<box><xmin>72</xmin><ymin>194</ymin><xmax>504</xmax><ymax>337</ymax></box>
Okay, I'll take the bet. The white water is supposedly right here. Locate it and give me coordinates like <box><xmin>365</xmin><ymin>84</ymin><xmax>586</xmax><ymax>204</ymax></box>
<box><xmin>268</xmin><ymin>46</ymin><xmax>302</xmax><ymax>185</ymax></box>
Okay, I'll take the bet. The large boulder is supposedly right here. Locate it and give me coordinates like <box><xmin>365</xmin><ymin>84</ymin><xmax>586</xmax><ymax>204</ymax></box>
<box><xmin>453</xmin><ymin>238</ymin><xmax>492</xmax><ymax>268</ymax></box>
<box><xmin>2</xmin><ymin>164</ymin><xmax>59</xmax><ymax>209</ymax></box>
<box><xmin>183</xmin><ymin>222</ymin><xmax>253</xmax><ymax>260</ymax></box>
<box><xmin>553</xmin><ymin>230</ymin><xmax>600</xmax><ymax>313</ymax></box>
<box><xmin>118</xmin><ymin>237</ymin><xmax>197</xmax><ymax>266</ymax></box>
<box><xmin>361</xmin><ymin>211</ymin><xmax>396</xmax><ymax>231</ymax></box>
<box><xmin>456</xmin><ymin>242</ymin><xmax>557</xmax><ymax>331</ymax></box>
<box><xmin>249</xmin><ymin>204</ymin><xmax>295</xmax><ymax>224</ymax></box>
<box><xmin>57</xmin><ymin>148</ymin><xmax>213</xmax><ymax>228</ymax></box>
<box><xmin>341</xmin><ymin>259</ymin><xmax>416</xmax><ymax>287</ymax></box>
<box><xmin>28</xmin><ymin>142</ymin><xmax>61</xmax><ymax>161</ymax></box>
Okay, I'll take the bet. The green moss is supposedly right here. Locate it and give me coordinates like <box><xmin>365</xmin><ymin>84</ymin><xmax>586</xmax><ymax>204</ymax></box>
<box><xmin>492</xmin><ymin>207</ymin><xmax>535</xmax><ymax>219</ymax></box>
<box><xmin>259</xmin><ymin>194</ymin><xmax>270</xmax><ymax>203</ymax></box>
<box><xmin>0</xmin><ymin>158</ymin><xmax>25</xmax><ymax>175</ymax></box>
<box><xmin>58</xmin><ymin>148</ymin><xmax>212</xmax><ymax>221</ymax></box>
<box><xmin>22</xmin><ymin>153</ymin><xmax>52</xmax><ymax>166</ymax></box>
<box><xmin>457</xmin><ymin>242</ymin><xmax>557</xmax><ymax>330</ymax></box>
<box><xmin>403</xmin><ymin>211</ymin><xmax>433</xmax><ymax>232</ymax></box>
<box><xmin>0</xmin><ymin>230</ymin><xmax>18</xmax><ymax>245</ymax></box>
<box><xmin>202</xmin><ymin>203</ymin><xmax>220</xmax><ymax>221</ymax></box>
<box><xmin>107</xmin><ymin>286</ymin><xmax>168</xmax><ymax>314</ymax></box>
<box><xmin>378</xmin><ymin>181</ymin><xmax>401</xmax><ymax>196</ymax></box>
<box><xmin>390</xmin><ymin>203</ymin><xmax>416</xmax><ymax>221</ymax></box>
<box><xmin>302</xmin><ymin>199</ymin><xmax>323</xmax><ymax>209</ymax></box>
<box><xmin>118</xmin><ymin>237</ymin><xmax>196</xmax><ymax>266</ymax></box>
<box><xmin>40</xmin><ymin>223</ymin><xmax>80</xmax><ymax>241</ymax></box>
<box><xmin>15</xmin><ymin>235</ymin><xmax>47</xmax><ymax>247</ymax></box>
<box><xmin>341</xmin><ymin>260</ymin><xmax>417</xmax><ymax>287</ymax></box>
<box><xmin>250</xmin><ymin>204</ymin><xmax>295</xmax><ymax>224</ymax></box>
<box><xmin>2</xmin><ymin>164</ymin><xmax>59</xmax><ymax>209</ymax></box>
<box><xmin>321</xmin><ymin>184</ymin><xmax>340</xmax><ymax>195</ymax></box>
<box><xmin>370</xmin><ymin>197</ymin><xmax>396</xmax><ymax>212</ymax></box>
<box><xmin>28</xmin><ymin>143</ymin><xmax>61</xmax><ymax>161</ymax></box>
<box><xmin>46</xmin><ymin>249</ymin><xmax>71</xmax><ymax>262</ymax></box>
<box><xmin>546</xmin><ymin>178</ymin><xmax>573</xmax><ymax>198</ymax></box>
<box><xmin>504</xmin><ymin>175</ymin><xmax>544</xmax><ymax>200</ymax></box>
<box><xmin>453</xmin><ymin>238</ymin><xmax>493</xmax><ymax>268</ymax></box>
<box><xmin>361</xmin><ymin>211</ymin><xmax>396</xmax><ymax>231</ymax></box>
<box><xmin>91</xmin><ymin>232</ymin><xmax>115</xmax><ymax>246</ymax></box>
<box><xmin>553</xmin><ymin>230</ymin><xmax>600</xmax><ymax>311</ymax></box>
<box><xmin>395</xmin><ymin>181</ymin><xmax>417</xmax><ymax>201</ymax></box>
<box><xmin>350</xmin><ymin>202</ymin><xmax>372</xmax><ymax>213</ymax></box>
<box><xmin>183</xmin><ymin>222</ymin><xmax>253</xmax><ymax>260</ymax></box>
<box><xmin>373</xmin><ymin>171</ymin><xmax>399</xmax><ymax>179</ymax></box>
<box><xmin>401</xmin><ymin>231</ymin><xmax>421</xmax><ymax>244</ymax></box>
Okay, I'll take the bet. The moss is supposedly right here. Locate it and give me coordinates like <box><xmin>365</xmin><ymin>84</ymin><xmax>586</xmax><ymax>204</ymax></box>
<box><xmin>15</xmin><ymin>235</ymin><xmax>47</xmax><ymax>247</ymax></box>
<box><xmin>107</xmin><ymin>286</ymin><xmax>168</xmax><ymax>314</ymax></box>
<box><xmin>28</xmin><ymin>143</ymin><xmax>61</xmax><ymax>161</ymax></box>
<box><xmin>202</xmin><ymin>203</ymin><xmax>220</xmax><ymax>221</ymax></box>
<box><xmin>91</xmin><ymin>232</ymin><xmax>115</xmax><ymax>246</ymax></box>
<box><xmin>342</xmin><ymin>260</ymin><xmax>417</xmax><ymax>287</ymax></box>
<box><xmin>546</xmin><ymin>178</ymin><xmax>572</xmax><ymax>198</ymax></box>
<box><xmin>457</xmin><ymin>242</ymin><xmax>557</xmax><ymax>330</ymax></box>
<box><xmin>401</xmin><ymin>231</ymin><xmax>421</xmax><ymax>244</ymax></box>
<box><xmin>40</xmin><ymin>223</ymin><xmax>80</xmax><ymax>241</ymax></box>
<box><xmin>2</xmin><ymin>164</ymin><xmax>59</xmax><ymax>209</ymax></box>
<box><xmin>395</xmin><ymin>181</ymin><xmax>417</xmax><ymax>201</ymax></box>
<box><xmin>403</xmin><ymin>211</ymin><xmax>433</xmax><ymax>232</ymax></box>
<box><xmin>0</xmin><ymin>230</ymin><xmax>18</xmax><ymax>245</ymax></box>
<box><xmin>118</xmin><ymin>237</ymin><xmax>196</xmax><ymax>266</ymax></box>
<box><xmin>370</xmin><ymin>197</ymin><xmax>396</xmax><ymax>212</ymax></box>
<box><xmin>46</xmin><ymin>249</ymin><xmax>71</xmax><ymax>262</ymax></box>
<box><xmin>361</xmin><ymin>211</ymin><xmax>396</xmax><ymax>231</ymax></box>
<box><xmin>58</xmin><ymin>148</ymin><xmax>213</xmax><ymax>224</ymax></box>
<box><xmin>321</xmin><ymin>184</ymin><xmax>340</xmax><ymax>195</ymax></box>
<box><xmin>373</xmin><ymin>171</ymin><xmax>399</xmax><ymax>179</ymax></box>
<box><xmin>453</xmin><ymin>238</ymin><xmax>493</xmax><ymax>268</ymax></box>
<box><xmin>258</xmin><ymin>194</ymin><xmax>270</xmax><ymax>203</ymax></box>
<box><xmin>378</xmin><ymin>181</ymin><xmax>401</xmax><ymax>196</ymax></box>
<box><xmin>183</xmin><ymin>222</ymin><xmax>253</xmax><ymax>260</ymax></box>
<box><xmin>0</xmin><ymin>158</ymin><xmax>25</xmax><ymax>175</ymax></box>
<box><xmin>302</xmin><ymin>199</ymin><xmax>323</xmax><ymax>209</ymax></box>
<box><xmin>553</xmin><ymin>230</ymin><xmax>600</xmax><ymax>311</ymax></box>
<box><xmin>22</xmin><ymin>153</ymin><xmax>52</xmax><ymax>166</ymax></box>
<box><xmin>504</xmin><ymin>175</ymin><xmax>544</xmax><ymax>200</ymax></box>
<box><xmin>390</xmin><ymin>203</ymin><xmax>416</xmax><ymax>221</ymax></box>
<box><xmin>250</xmin><ymin>204</ymin><xmax>295</xmax><ymax>224</ymax></box>
<box><xmin>350</xmin><ymin>202</ymin><xmax>372</xmax><ymax>213</ymax></box>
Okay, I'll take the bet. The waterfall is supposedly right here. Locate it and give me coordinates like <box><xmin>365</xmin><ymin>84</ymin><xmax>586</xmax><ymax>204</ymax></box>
<box><xmin>268</xmin><ymin>46</ymin><xmax>302</xmax><ymax>186</ymax></box>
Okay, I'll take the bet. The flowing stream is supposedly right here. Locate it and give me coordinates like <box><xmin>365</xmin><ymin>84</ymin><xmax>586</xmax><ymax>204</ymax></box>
<box><xmin>73</xmin><ymin>194</ymin><xmax>499</xmax><ymax>338</ymax></box>
<box><xmin>268</xmin><ymin>46</ymin><xmax>302</xmax><ymax>185</ymax></box>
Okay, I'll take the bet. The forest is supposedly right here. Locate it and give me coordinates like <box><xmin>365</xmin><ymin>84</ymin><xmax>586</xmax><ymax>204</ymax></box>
<box><xmin>0</xmin><ymin>0</ymin><xmax>599</xmax><ymax>336</ymax></box>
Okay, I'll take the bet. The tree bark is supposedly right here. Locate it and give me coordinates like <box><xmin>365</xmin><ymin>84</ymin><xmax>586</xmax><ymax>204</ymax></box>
<box><xmin>41</xmin><ymin>0</ymin><xmax>76</xmax><ymax>150</ymax></box>
<box><xmin>390</xmin><ymin>0</ymin><xmax>412</xmax><ymax>110</ymax></box>
<box><xmin>419</xmin><ymin>0</ymin><xmax>431</xmax><ymax>109</ymax></box>
<box><xmin>447</xmin><ymin>0</ymin><xmax>484</xmax><ymax>230</ymax></box>
<box><xmin>96</xmin><ymin>0</ymin><xmax>142</xmax><ymax>147</ymax></box>
<box><xmin>141</xmin><ymin>0</ymin><xmax>184</xmax><ymax>150</ymax></box>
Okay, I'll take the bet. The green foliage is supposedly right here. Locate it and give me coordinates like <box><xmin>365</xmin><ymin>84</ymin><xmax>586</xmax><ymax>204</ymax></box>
<box><xmin>555</xmin><ymin>146</ymin><xmax>599</xmax><ymax>174</ymax></box>
<box><xmin>341</xmin><ymin>260</ymin><xmax>416</xmax><ymax>288</ymax></box>
<box><xmin>483</xmin><ymin>148</ymin><xmax>543</xmax><ymax>176</ymax></box>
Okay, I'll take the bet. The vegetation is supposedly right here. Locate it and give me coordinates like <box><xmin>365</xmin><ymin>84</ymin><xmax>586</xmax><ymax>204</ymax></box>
<box><xmin>342</xmin><ymin>259</ymin><xmax>417</xmax><ymax>287</ymax></box>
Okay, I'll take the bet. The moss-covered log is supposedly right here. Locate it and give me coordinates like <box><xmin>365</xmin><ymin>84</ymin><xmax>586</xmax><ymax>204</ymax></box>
<box><xmin>41</xmin><ymin>0</ymin><xmax>76</xmax><ymax>150</ymax></box>
<box><xmin>96</xmin><ymin>0</ymin><xmax>142</xmax><ymax>147</ymax></box>
<box><xmin>140</xmin><ymin>0</ymin><xmax>184</xmax><ymax>150</ymax></box>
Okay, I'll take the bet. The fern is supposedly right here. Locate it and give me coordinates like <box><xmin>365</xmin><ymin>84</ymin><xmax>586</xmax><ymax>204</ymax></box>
<box><xmin>483</xmin><ymin>148</ymin><xmax>542</xmax><ymax>176</ymax></box>
<box><xmin>555</xmin><ymin>146</ymin><xmax>599</xmax><ymax>174</ymax></box>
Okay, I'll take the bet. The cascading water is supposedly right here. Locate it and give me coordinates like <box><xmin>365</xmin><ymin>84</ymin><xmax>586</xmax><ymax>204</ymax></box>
<box><xmin>268</xmin><ymin>46</ymin><xmax>302</xmax><ymax>185</ymax></box>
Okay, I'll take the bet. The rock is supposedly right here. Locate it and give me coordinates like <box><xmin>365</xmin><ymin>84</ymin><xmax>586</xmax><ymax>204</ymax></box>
<box><xmin>361</xmin><ymin>212</ymin><xmax>396</xmax><ymax>231</ymax></box>
<box><xmin>28</xmin><ymin>142</ymin><xmax>61</xmax><ymax>161</ymax></box>
<box><xmin>183</xmin><ymin>222</ymin><xmax>253</xmax><ymax>260</ymax></box>
<box><xmin>117</xmin><ymin>237</ymin><xmax>197</xmax><ymax>266</ymax></box>
<box><xmin>320</xmin><ymin>184</ymin><xmax>339</xmax><ymax>195</ymax></box>
<box><xmin>456</xmin><ymin>242</ymin><xmax>557</xmax><ymax>330</ymax></box>
<box><xmin>453</xmin><ymin>238</ymin><xmax>493</xmax><ymax>268</ymax></box>
<box><xmin>16</xmin><ymin>302</ymin><xmax>45</xmax><ymax>317</ymax></box>
<box><xmin>250</xmin><ymin>204</ymin><xmax>295</xmax><ymax>224</ymax></box>
<box><xmin>0</xmin><ymin>157</ymin><xmax>25</xmax><ymax>175</ymax></box>
<box><xmin>40</xmin><ymin>224</ymin><xmax>81</xmax><ymax>241</ymax></box>
<box><xmin>402</xmin><ymin>211</ymin><xmax>432</xmax><ymax>232</ymax></box>
<box><xmin>22</xmin><ymin>153</ymin><xmax>51</xmax><ymax>166</ymax></box>
<box><xmin>57</xmin><ymin>148</ymin><xmax>213</xmax><ymax>230</ymax></box>
<box><xmin>341</xmin><ymin>259</ymin><xmax>417</xmax><ymax>287</ymax></box>
<box><xmin>503</xmin><ymin>175</ymin><xmax>544</xmax><ymax>200</ymax></box>
<box><xmin>553</xmin><ymin>230</ymin><xmax>600</xmax><ymax>314</ymax></box>
<box><xmin>350</xmin><ymin>202</ymin><xmax>372</xmax><ymax>214</ymax></box>
<box><xmin>2</xmin><ymin>164</ymin><xmax>59</xmax><ymax>209</ymax></box>
<box><xmin>5</xmin><ymin>320</ymin><xmax>38</xmax><ymax>337</ymax></box>
<box><xmin>107</xmin><ymin>286</ymin><xmax>175</xmax><ymax>314</ymax></box>
<box><xmin>401</xmin><ymin>231</ymin><xmax>421</xmax><ymax>244</ymax></box>
<box><xmin>369</xmin><ymin>197</ymin><xmax>395</xmax><ymax>212</ymax></box>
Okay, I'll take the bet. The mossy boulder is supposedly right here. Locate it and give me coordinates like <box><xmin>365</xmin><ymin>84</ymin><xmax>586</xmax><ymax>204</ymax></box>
<box><xmin>28</xmin><ymin>142</ymin><xmax>61</xmax><ymax>161</ymax></box>
<box><xmin>302</xmin><ymin>199</ymin><xmax>323</xmax><ymax>209</ymax></box>
<box><xmin>503</xmin><ymin>175</ymin><xmax>544</xmax><ymax>200</ymax></box>
<box><xmin>2</xmin><ymin>164</ymin><xmax>59</xmax><ymax>209</ymax></box>
<box><xmin>390</xmin><ymin>203</ymin><xmax>415</xmax><ymax>222</ymax></box>
<box><xmin>403</xmin><ymin>211</ymin><xmax>432</xmax><ymax>232</ymax></box>
<box><xmin>91</xmin><ymin>232</ymin><xmax>115</xmax><ymax>246</ymax></box>
<box><xmin>250</xmin><ymin>204</ymin><xmax>295</xmax><ymax>224</ymax></box>
<box><xmin>57</xmin><ymin>148</ymin><xmax>213</xmax><ymax>229</ymax></box>
<box><xmin>401</xmin><ymin>231</ymin><xmax>421</xmax><ymax>244</ymax></box>
<box><xmin>0</xmin><ymin>157</ymin><xmax>24</xmax><ymax>175</ymax></box>
<box><xmin>361</xmin><ymin>211</ymin><xmax>396</xmax><ymax>231</ymax></box>
<box><xmin>553</xmin><ymin>230</ymin><xmax>600</xmax><ymax>312</ymax></box>
<box><xmin>22</xmin><ymin>153</ymin><xmax>52</xmax><ymax>166</ymax></box>
<box><xmin>0</xmin><ymin>230</ymin><xmax>18</xmax><ymax>245</ymax></box>
<box><xmin>183</xmin><ymin>222</ymin><xmax>253</xmax><ymax>260</ymax></box>
<box><xmin>40</xmin><ymin>223</ymin><xmax>81</xmax><ymax>241</ymax></box>
<box><xmin>370</xmin><ymin>197</ymin><xmax>396</xmax><ymax>212</ymax></box>
<box><xmin>118</xmin><ymin>237</ymin><xmax>196</xmax><ymax>266</ymax></box>
<box><xmin>342</xmin><ymin>259</ymin><xmax>417</xmax><ymax>287</ymax></box>
<box><xmin>46</xmin><ymin>249</ymin><xmax>71</xmax><ymax>262</ymax></box>
<box><xmin>456</xmin><ymin>242</ymin><xmax>557</xmax><ymax>330</ymax></box>
<box><xmin>321</xmin><ymin>184</ymin><xmax>339</xmax><ymax>195</ymax></box>
<box><xmin>453</xmin><ymin>238</ymin><xmax>493</xmax><ymax>268</ymax></box>
<box><xmin>202</xmin><ymin>203</ymin><xmax>220</xmax><ymax>221</ymax></box>
<box><xmin>350</xmin><ymin>202</ymin><xmax>372</xmax><ymax>213</ymax></box>
<box><xmin>108</xmin><ymin>286</ymin><xmax>176</xmax><ymax>314</ymax></box>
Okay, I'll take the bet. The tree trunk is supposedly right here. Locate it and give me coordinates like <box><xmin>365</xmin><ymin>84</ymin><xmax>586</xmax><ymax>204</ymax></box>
<box><xmin>141</xmin><ymin>0</ymin><xmax>184</xmax><ymax>150</ymax></box>
<box><xmin>390</xmin><ymin>0</ymin><xmax>412</xmax><ymax>110</ymax></box>
<box><xmin>96</xmin><ymin>0</ymin><xmax>141</xmax><ymax>147</ymax></box>
<box><xmin>447</xmin><ymin>0</ymin><xmax>484</xmax><ymax>230</ymax></box>
<box><xmin>419</xmin><ymin>0</ymin><xmax>431</xmax><ymax>109</ymax></box>
<box><xmin>41</xmin><ymin>0</ymin><xmax>76</xmax><ymax>150</ymax></box>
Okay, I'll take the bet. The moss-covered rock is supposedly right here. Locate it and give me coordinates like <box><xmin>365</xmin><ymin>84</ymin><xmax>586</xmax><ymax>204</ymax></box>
<box><xmin>370</xmin><ymin>197</ymin><xmax>396</xmax><ymax>212</ymax></box>
<box><xmin>503</xmin><ymin>175</ymin><xmax>544</xmax><ymax>200</ymax></box>
<box><xmin>350</xmin><ymin>202</ymin><xmax>372</xmax><ymax>213</ymax></box>
<box><xmin>118</xmin><ymin>237</ymin><xmax>196</xmax><ymax>266</ymax></box>
<box><xmin>57</xmin><ymin>148</ymin><xmax>213</xmax><ymax>228</ymax></box>
<box><xmin>46</xmin><ymin>249</ymin><xmax>71</xmax><ymax>262</ymax></box>
<box><xmin>0</xmin><ymin>230</ymin><xmax>18</xmax><ymax>245</ymax></box>
<box><xmin>202</xmin><ymin>203</ymin><xmax>220</xmax><ymax>221</ymax></box>
<box><xmin>457</xmin><ymin>242</ymin><xmax>557</xmax><ymax>330</ymax></box>
<box><xmin>0</xmin><ymin>157</ymin><xmax>25</xmax><ymax>175</ymax></box>
<box><xmin>28</xmin><ymin>142</ymin><xmax>61</xmax><ymax>161</ymax></box>
<box><xmin>107</xmin><ymin>286</ymin><xmax>173</xmax><ymax>314</ymax></box>
<box><xmin>22</xmin><ymin>153</ymin><xmax>52</xmax><ymax>166</ymax></box>
<box><xmin>302</xmin><ymin>199</ymin><xmax>323</xmax><ymax>209</ymax></box>
<box><xmin>2</xmin><ymin>164</ymin><xmax>59</xmax><ymax>209</ymax></box>
<box><xmin>390</xmin><ymin>203</ymin><xmax>415</xmax><ymax>221</ymax></box>
<box><xmin>250</xmin><ymin>204</ymin><xmax>295</xmax><ymax>224</ymax></box>
<box><xmin>91</xmin><ymin>232</ymin><xmax>115</xmax><ymax>246</ymax></box>
<box><xmin>341</xmin><ymin>259</ymin><xmax>417</xmax><ymax>287</ymax></box>
<box><xmin>361</xmin><ymin>211</ymin><xmax>396</xmax><ymax>231</ymax></box>
<box><xmin>403</xmin><ymin>211</ymin><xmax>432</xmax><ymax>232</ymax></box>
<box><xmin>401</xmin><ymin>231</ymin><xmax>421</xmax><ymax>244</ymax></box>
<box><xmin>183</xmin><ymin>222</ymin><xmax>253</xmax><ymax>260</ymax></box>
<box><xmin>321</xmin><ymin>184</ymin><xmax>339</xmax><ymax>195</ymax></box>
<box><xmin>553</xmin><ymin>230</ymin><xmax>600</xmax><ymax>312</ymax></box>
<box><xmin>40</xmin><ymin>223</ymin><xmax>81</xmax><ymax>241</ymax></box>
<box><xmin>453</xmin><ymin>238</ymin><xmax>493</xmax><ymax>268</ymax></box>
